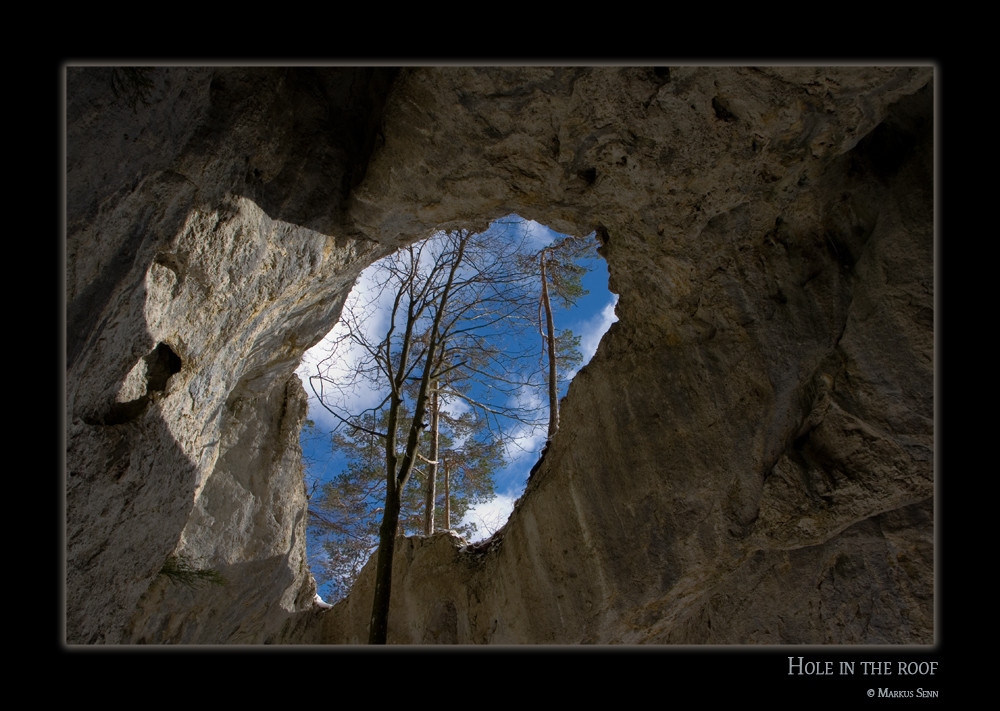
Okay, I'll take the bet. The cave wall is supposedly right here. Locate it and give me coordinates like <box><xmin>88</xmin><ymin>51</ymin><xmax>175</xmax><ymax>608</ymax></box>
<box><xmin>64</xmin><ymin>65</ymin><xmax>934</xmax><ymax>644</ymax></box>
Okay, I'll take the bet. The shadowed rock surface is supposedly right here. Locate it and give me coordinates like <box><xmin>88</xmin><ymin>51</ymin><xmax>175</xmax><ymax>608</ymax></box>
<box><xmin>65</xmin><ymin>65</ymin><xmax>933</xmax><ymax>644</ymax></box>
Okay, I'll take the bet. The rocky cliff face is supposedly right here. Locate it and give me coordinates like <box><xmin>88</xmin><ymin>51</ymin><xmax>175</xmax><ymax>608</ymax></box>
<box><xmin>65</xmin><ymin>65</ymin><xmax>933</xmax><ymax>644</ymax></box>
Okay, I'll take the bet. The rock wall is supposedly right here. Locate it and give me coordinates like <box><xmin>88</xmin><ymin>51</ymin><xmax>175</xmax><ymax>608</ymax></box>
<box><xmin>64</xmin><ymin>65</ymin><xmax>934</xmax><ymax>644</ymax></box>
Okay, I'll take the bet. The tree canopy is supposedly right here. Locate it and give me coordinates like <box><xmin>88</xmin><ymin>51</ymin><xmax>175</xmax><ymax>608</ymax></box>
<box><xmin>302</xmin><ymin>219</ymin><xmax>599</xmax><ymax>637</ymax></box>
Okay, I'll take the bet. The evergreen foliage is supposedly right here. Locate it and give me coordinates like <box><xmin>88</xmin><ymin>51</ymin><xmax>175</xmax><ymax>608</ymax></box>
<box><xmin>307</xmin><ymin>408</ymin><xmax>500</xmax><ymax>601</ymax></box>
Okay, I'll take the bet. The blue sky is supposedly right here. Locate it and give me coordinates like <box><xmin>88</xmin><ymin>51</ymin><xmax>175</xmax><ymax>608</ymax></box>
<box><xmin>295</xmin><ymin>216</ymin><xmax>618</xmax><ymax>560</ymax></box>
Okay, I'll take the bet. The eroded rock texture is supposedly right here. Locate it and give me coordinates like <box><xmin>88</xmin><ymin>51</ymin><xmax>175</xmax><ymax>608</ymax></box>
<box><xmin>65</xmin><ymin>66</ymin><xmax>933</xmax><ymax>644</ymax></box>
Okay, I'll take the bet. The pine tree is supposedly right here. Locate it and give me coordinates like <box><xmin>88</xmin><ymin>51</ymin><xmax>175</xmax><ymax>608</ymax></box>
<box><xmin>307</xmin><ymin>405</ymin><xmax>499</xmax><ymax>601</ymax></box>
<box><xmin>533</xmin><ymin>233</ymin><xmax>595</xmax><ymax>441</ymax></box>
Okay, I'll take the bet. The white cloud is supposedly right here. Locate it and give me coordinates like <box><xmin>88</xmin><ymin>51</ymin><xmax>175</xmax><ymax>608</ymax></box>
<box><xmin>505</xmin><ymin>424</ymin><xmax>547</xmax><ymax>467</ymax></box>
<box><xmin>438</xmin><ymin>390</ymin><xmax>470</xmax><ymax>418</ymax></box>
<box><xmin>567</xmin><ymin>294</ymin><xmax>619</xmax><ymax>380</ymax></box>
<box><xmin>487</xmin><ymin>215</ymin><xmax>565</xmax><ymax>254</ymax></box>
<box><xmin>295</xmin><ymin>267</ymin><xmax>394</xmax><ymax>431</ymax></box>
<box><xmin>518</xmin><ymin>219</ymin><xmax>556</xmax><ymax>250</ymax></box>
<box><xmin>497</xmin><ymin>381</ymin><xmax>547</xmax><ymax>460</ymax></box>
<box><xmin>459</xmin><ymin>493</ymin><xmax>517</xmax><ymax>542</ymax></box>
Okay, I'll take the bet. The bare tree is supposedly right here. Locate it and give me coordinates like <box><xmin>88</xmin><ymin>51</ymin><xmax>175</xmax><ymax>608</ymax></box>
<box><xmin>308</xmin><ymin>227</ymin><xmax>545</xmax><ymax>642</ymax></box>
<box><xmin>307</xmin><ymin>220</ymin><xmax>598</xmax><ymax>641</ymax></box>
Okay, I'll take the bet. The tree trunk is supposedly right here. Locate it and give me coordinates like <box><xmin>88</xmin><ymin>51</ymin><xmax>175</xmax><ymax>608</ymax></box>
<box><xmin>423</xmin><ymin>384</ymin><xmax>439</xmax><ymax>535</ymax></box>
<box><xmin>368</xmin><ymin>232</ymin><xmax>468</xmax><ymax>644</ymax></box>
<box><xmin>443</xmin><ymin>458</ymin><xmax>450</xmax><ymax>530</ymax></box>
<box><xmin>368</xmin><ymin>484</ymin><xmax>401</xmax><ymax>644</ymax></box>
<box><xmin>540</xmin><ymin>252</ymin><xmax>559</xmax><ymax>441</ymax></box>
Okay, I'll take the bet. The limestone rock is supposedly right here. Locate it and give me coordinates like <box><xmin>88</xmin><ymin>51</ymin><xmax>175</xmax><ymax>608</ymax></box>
<box><xmin>65</xmin><ymin>65</ymin><xmax>934</xmax><ymax>644</ymax></box>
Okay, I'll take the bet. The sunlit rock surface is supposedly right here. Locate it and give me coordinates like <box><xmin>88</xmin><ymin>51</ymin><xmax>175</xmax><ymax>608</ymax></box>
<box><xmin>65</xmin><ymin>66</ymin><xmax>933</xmax><ymax>644</ymax></box>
